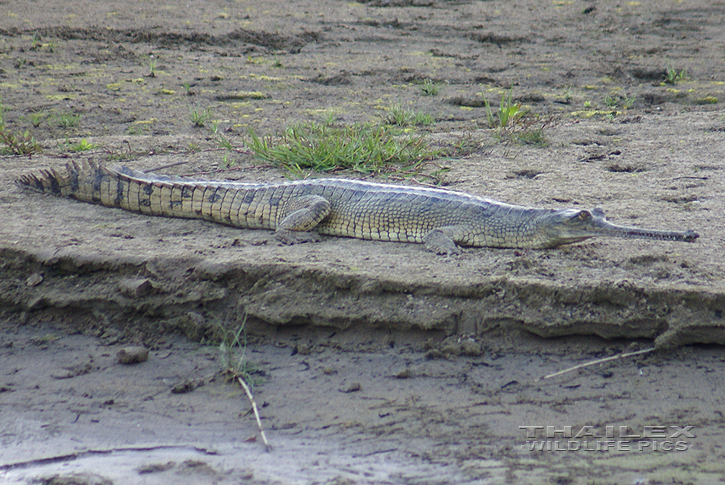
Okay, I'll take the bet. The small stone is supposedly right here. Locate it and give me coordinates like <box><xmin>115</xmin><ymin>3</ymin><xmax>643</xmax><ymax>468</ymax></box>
<box><xmin>26</xmin><ymin>272</ymin><xmax>44</xmax><ymax>287</ymax></box>
<box><xmin>117</xmin><ymin>346</ymin><xmax>149</xmax><ymax>365</ymax></box>
<box><xmin>171</xmin><ymin>381</ymin><xmax>197</xmax><ymax>394</ymax></box>
<box><xmin>394</xmin><ymin>368</ymin><xmax>412</xmax><ymax>379</ymax></box>
<box><xmin>295</xmin><ymin>343</ymin><xmax>312</xmax><ymax>355</ymax></box>
<box><xmin>340</xmin><ymin>382</ymin><xmax>361</xmax><ymax>393</ymax></box>
<box><xmin>460</xmin><ymin>339</ymin><xmax>483</xmax><ymax>356</ymax></box>
<box><xmin>118</xmin><ymin>278</ymin><xmax>153</xmax><ymax>298</ymax></box>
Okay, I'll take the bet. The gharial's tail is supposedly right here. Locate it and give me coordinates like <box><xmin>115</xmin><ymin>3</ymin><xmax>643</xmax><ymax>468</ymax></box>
<box><xmin>17</xmin><ymin>159</ymin><xmax>115</xmax><ymax>205</ymax></box>
<box><xmin>17</xmin><ymin>160</ymin><xmax>257</xmax><ymax>223</ymax></box>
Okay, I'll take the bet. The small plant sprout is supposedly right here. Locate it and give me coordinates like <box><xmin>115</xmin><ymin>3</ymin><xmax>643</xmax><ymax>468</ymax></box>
<box><xmin>31</xmin><ymin>32</ymin><xmax>41</xmax><ymax>49</ymax></box>
<box><xmin>181</xmin><ymin>82</ymin><xmax>196</xmax><ymax>95</ymax></box>
<box><xmin>421</xmin><ymin>79</ymin><xmax>440</xmax><ymax>96</ymax></box>
<box><xmin>217</xmin><ymin>133</ymin><xmax>234</xmax><ymax>151</ymax></box>
<box><xmin>66</xmin><ymin>138</ymin><xmax>99</xmax><ymax>152</ymax></box>
<box><xmin>604</xmin><ymin>95</ymin><xmax>618</xmax><ymax>109</ymax></box>
<box><xmin>383</xmin><ymin>104</ymin><xmax>434</xmax><ymax>126</ymax></box>
<box><xmin>603</xmin><ymin>93</ymin><xmax>636</xmax><ymax>110</ymax></box>
<box><xmin>28</xmin><ymin>113</ymin><xmax>45</xmax><ymax>128</ymax></box>
<box><xmin>484</xmin><ymin>88</ymin><xmax>527</xmax><ymax>129</ymax></box>
<box><xmin>273</xmin><ymin>54</ymin><xmax>283</xmax><ymax>68</ymax></box>
<box><xmin>55</xmin><ymin>112</ymin><xmax>81</xmax><ymax>128</ymax></box>
<box><xmin>664</xmin><ymin>65</ymin><xmax>689</xmax><ymax>85</ymax></box>
<box><xmin>218</xmin><ymin>315</ymin><xmax>269</xmax><ymax>450</ymax></box>
<box><xmin>0</xmin><ymin>128</ymin><xmax>42</xmax><ymax>155</ymax></box>
<box><xmin>190</xmin><ymin>108</ymin><xmax>211</xmax><ymax>127</ymax></box>
<box><xmin>148</xmin><ymin>57</ymin><xmax>158</xmax><ymax>77</ymax></box>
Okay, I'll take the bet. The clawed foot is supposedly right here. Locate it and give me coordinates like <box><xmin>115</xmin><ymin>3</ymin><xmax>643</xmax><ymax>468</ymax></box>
<box><xmin>275</xmin><ymin>230</ymin><xmax>323</xmax><ymax>245</ymax></box>
<box><xmin>424</xmin><ymin>230</ymin><xmax>462</xmax><ymax>256</ymax></box>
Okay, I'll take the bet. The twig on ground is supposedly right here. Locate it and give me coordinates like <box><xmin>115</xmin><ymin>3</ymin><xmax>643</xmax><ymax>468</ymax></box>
<box><xmin>237</xmin><ymin>376</ymin><xmax>271</xmax><ymax>451</ymax></box>
<box><xmin>540</xmin><ymin>347</ymin><xmax>655</xmax><ymax>381</ymax></box>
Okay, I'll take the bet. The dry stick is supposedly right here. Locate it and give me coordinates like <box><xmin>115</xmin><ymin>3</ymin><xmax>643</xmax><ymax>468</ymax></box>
<box><xmin>236</xmin><ymin>376</ymin><xmax>271</xmax><ymax>451</ymax></box>
<box><xmin>541</xmin><ymin>347</ymin><xmax>655</xmax><ymax>380</ymax></box>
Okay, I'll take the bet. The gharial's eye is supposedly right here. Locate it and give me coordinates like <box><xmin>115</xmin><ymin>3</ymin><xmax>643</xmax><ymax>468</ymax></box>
<box><xmin>577</xmin><ymin>210</ymin><xmax>592</xmax><ymax>220</ymax></box>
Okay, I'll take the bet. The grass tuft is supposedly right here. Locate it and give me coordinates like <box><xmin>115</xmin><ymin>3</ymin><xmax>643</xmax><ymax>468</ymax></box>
<box><xmin>55</xmin><ymin>113</ymin><xmax>81</xmax><ymax>129</ymax></box>
<box><xmin>382</xmin><ymin>104</ymin><xmax>434</xmax><ymax>126</ymax></box>
<box><xmin>66</xmin><ymin>138</ymin><xmax>99</xmax><ymax>152</ymax></box>
<box><xmin>248</xmin><ymin>121</ymin><xmax>441</xmax><ymax>176</ymax></box>
<box><xmin>483</xmin><ymin>88</ymin><xmax>527</xmax><ymax>129</ymax></box>
<box><xmin>190</xmin><ymin>108</ymin><xmax>211</xmax><ymax>127</ymax></box>
<box><xmin>663</xmin><ymin>65</ymin><xmax>689</xmax><ymax>85</ymax></box>
<box><xmin>218</xmin><ymin>315</ymin><xmax>261</xmax><ymax>388</ymax></box>
<box><xmin>0</xmin><ymin>128</ymin><xmax>42</xmax><ymax>155</ymax></box>
<box><xmin>420</xmin><ymin>79</ymin><xmax>441</xmax><ymax>96</ymax></box>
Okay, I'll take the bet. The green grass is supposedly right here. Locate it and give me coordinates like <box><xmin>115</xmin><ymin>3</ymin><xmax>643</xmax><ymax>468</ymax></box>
<box><xmin>248</xmin><ymin>121</ymin><xmax>442</xmax><ymax>176</ymax></box>
<box><xmin>664</xmin><ymin>65</ymin><xmax>689</xmax><ymax>85</ymax></box>
<box><xmin>66</xmin><ymin>138</ymin><xmax>99</xmax><ymax>152</ymax></box>
<box><xmin>483</xmin><ymin>88</ymin><xmax>527</xmax><ymax>129</ymax></box>
<box><xmin>515</xmin><ymin>125</ymin><xmax>548</xmax><ymax>146</ymax></box>
<box><xmin>480</xmin><ymin>88</ymin><xmax>549</xmax><ymax>146</ymax></box>
<box><xmin>0</xmin><ymin>127</ymin><xmax>42</xmax><ymax>155</ymax></box>
<box><xmin>148</xmin><ymin>58</ymin><xmax>158</xmax><ymax>78</ymax></box>
<box><xmin>382</xmin><ymin>104</ymin><xmax>434</xmax><ymax>126</ymax></box>
<box><xmin>26</xmin><ymin>113</ymin><xmax>46</xmax><ymax>128</ymax></box>
<box><xmin>420</xmin><ymin>79</ymin><xmax>441</xmax><ymax>96</ymax></box>
<box><xmin>603</xmin><ymin>93</ymin><xmax>635</xmax><ymax>110</ymax></box>
<box><xmin>217</xmin><ymin>316</ymin><xmax>261</xmax><ymax>388</ymax></box>
<box><xmin>54</xmin><ymin>112</ymin><xmax>81</xmax><ymax>128</ymax></box>
<box><xmin>190</xmin><ymin>108</ymin><xmax>211</xmax><ymax>127</ymax></box>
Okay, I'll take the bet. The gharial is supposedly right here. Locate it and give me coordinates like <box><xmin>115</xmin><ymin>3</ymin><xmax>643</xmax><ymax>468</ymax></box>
<box><xmin>17</xmin><ymin>160</ymin><xmax>699</xmax><ymax>254</ymax></box>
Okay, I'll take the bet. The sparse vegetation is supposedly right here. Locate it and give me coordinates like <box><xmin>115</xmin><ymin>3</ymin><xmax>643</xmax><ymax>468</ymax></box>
<box><xmin>603</xmin><ymin>93</ymin><xmax>636</xmax><ymax>110</ymax></box>
<box><xmin>664</xmin><ymin>65</ymin><xmax>689</xmax><ymax>85</ymax></box>
<box><xmin>515</xmin><ymin>124</ymin><xmax>548</xmax><ymax>146</ymax></box>
<box><xmin>479</xmin><ymin>89</ymin><xmax>550</xmax><ymax>146</ymax></box>
<box><xmin>66</xmin><ymin>138</ymin><xmax>99</xmax><ymax>152</ymax></box>
<box><xmin>216</xmin><ymin>133</ymin><xmax>235</xmax><ymax>151</ymax></box>
<box><xmin>26</xmin><ymin>113</ymin><xmax>46</xmax><ymax>128</ymax></box>
<box><xmin>181</xmin><ymin>82</ymin><xmax>196</xmax><ymax>96</ymax></box>
<box><xmin>483</xmin><ymin>88</ymin><xmax>527</xmax><ymax>129</ymax></box>
<box><xmin>54</xmin><ymin>112</ymin><xmax>81</xmax><ymax>128</ymax></box>
<box><xmin>420</xmin><ymin>79</ymin><xmax>441</xmax><ymax>96</ymax></box>
<box><xmin>190</xmin><ymin>108</ymin><xmax>211</xmax><ymax>127</ymax></box>
<box><xmin>248</xmin><ymin>120</ymin><xmax>442</xmax><ymax>176</ymax></box>
<box><xmin>218</xmin><ymin>316</ymin><xmax>262</xmax><ymax>389</ymax></box>
<box><xmin>0</xmin><ymin>96</ymin><xmax>42</xmax><ymax>154</ymax></box>
<box><xmin>0</xmin><ymin>127</ymin><xmax>42</xmax><ymax>155</ymax></box>
<box><xmin>383</xmin><ymin>104</ymin><xmax>434</xmax><ymax>126</ymax></box>
<box><xmin>148</xmin><ymin>57</ymin><xmax>158</xmax><ymax>77</ymax></box>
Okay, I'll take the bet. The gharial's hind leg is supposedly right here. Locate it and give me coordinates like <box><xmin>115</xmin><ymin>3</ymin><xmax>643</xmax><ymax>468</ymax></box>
<box><xmin>274</xmin><ymin>195</ymin><xmax>331</xmax><ymax>245</ymax></box>
<box><xmin>423</xmin><ymin>227</ymin><xmax>464</xmax><ymax>255</ymax></box>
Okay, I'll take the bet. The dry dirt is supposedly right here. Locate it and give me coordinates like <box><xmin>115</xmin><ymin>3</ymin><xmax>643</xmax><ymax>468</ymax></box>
<box><xmin>1</xmin><ymin>0</ymin><xmax>725</xmax><ymax>483</ymax></box>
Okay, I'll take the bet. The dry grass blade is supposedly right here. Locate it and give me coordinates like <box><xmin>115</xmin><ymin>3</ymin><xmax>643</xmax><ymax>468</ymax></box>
<box><xmin>237</xmin><ymin>376</ymin><xmax>271</xmax><ymax>451</ymax></box>
<box><xmin>540</xmin><ymin>348</ymin><xmax>655</xmax><ymax>380</ymax></box>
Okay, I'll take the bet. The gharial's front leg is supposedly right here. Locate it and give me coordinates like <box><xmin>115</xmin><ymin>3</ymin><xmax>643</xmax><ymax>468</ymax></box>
<box><xmin>274</xmin><ymin>195</ymin><xmax>331</xmax><ymax>245</ymax></box>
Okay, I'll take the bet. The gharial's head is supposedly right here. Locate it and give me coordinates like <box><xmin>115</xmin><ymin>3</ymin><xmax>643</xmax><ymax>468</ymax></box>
<box><xmin>536</xmin><ymin>208</ymin><xmax>699</xmax><ymax>248</ymax></box>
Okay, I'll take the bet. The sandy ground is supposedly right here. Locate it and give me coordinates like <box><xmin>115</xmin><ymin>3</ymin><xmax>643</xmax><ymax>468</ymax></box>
<box><xmin>1</xmin><ymin>0</ymin><xmax>725</xmax><ymax>483</ymax></box>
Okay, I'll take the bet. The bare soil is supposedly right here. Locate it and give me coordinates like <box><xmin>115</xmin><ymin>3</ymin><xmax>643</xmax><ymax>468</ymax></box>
<box><xmin>1</xmin><ymin>0</ymin><xmax>724</xmax><ymax>483</ymax></box>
